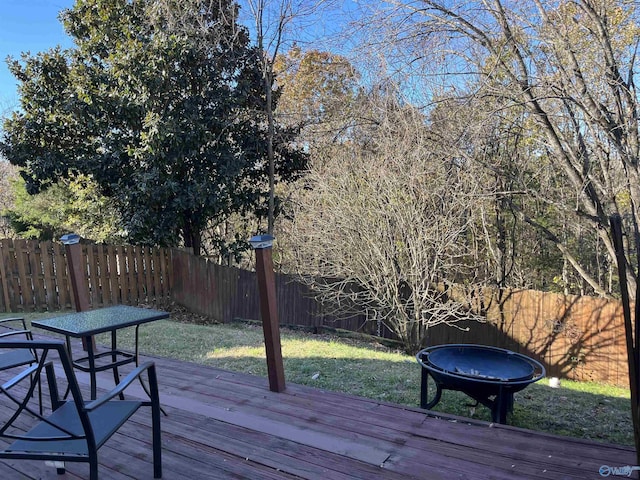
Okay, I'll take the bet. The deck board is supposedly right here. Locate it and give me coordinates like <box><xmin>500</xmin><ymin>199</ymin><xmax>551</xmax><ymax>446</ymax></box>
<box><xmin>0</xmin><ymin>338</ymin><xmax>635</xmax><ymax>479</ymax></box>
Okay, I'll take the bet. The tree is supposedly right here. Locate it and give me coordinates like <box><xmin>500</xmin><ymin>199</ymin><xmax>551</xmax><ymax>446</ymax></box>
<box><xmin>424</xmin><ymin>94</ymin><xmax>602</xmax><ymax>295</ymax></box>
<box><xmin>274</xmin><ymin>47</ymin><xmax>360</xmax><ymax>138</ymax></box>
<box><xmin>5</xmin><ymin>174</ymin><xmax>122</xmax><ymax>242</ymax></box>
<box><xmin>289</xmin><ymin>89</ymin><xmax>484</xmax><ymax>352</ymax></box>
<box><xmin>1</xmin><ymin>0</ymin><xmax>306</xmax><ymax>256</ymax></box>
<box><xmin>367</xmin><ymin>0</ymin><xmax>640</xmax><ymax>297</ymax></box>
<box><xmin>270</xmin><ymin>47</ymin><xmax>360</xmax><ymax>262</ymax></box>
<box><xmin>243</xmin><ymin>0</ymin><xmax>331</xmax><ymax>233</ymax></box>
<box><xmin>0</xmin><ymin>160</ymin><xmax>19</xmax><ymax>237</ymax></box>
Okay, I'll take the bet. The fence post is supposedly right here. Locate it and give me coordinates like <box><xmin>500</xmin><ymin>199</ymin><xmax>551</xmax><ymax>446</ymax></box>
<box><xmin>61</xmin><ymin>233</ymin><xmax>94</xmax><ymax>350</ymax></box>
<box><xmin>250</xmin><ymin>234</ymin><xmax>286</xmax><ymax>393</ymax></box>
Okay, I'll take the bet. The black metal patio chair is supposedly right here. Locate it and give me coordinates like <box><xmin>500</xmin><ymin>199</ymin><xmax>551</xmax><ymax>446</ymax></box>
<box><xmin>0</xmin><ymin>339</ymin><xmax>162</xmax><ymax>479</ymax></box>
<box><xmin>0</xmin><ymin>318</ymin><xmax>41</xmax><ymax>413</ymax></box>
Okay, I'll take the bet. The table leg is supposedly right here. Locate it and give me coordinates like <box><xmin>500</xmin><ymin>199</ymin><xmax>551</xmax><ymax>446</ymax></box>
<box><xmin>134</xmin><ymin>325</ymin><xmax>167</xmax><ymax>416</ymax></box>
<box><xmin>85</xmin><ymin>335</ymin><xmax>97</xmax><ymax>400</ymax></box>
<box><xmin>135</xmin><ymin>325</ymin><xmax>140</xmax><ymax>365</ymax></box>
<box><xmin>111</xmin><ymin>330</ymin><xmax>125</xmax><ymax>400</ymax></box>
<box><xmin>62</xmin><ymin>336</ymin><xmax>74</xmax><ymax>400</ymax></box>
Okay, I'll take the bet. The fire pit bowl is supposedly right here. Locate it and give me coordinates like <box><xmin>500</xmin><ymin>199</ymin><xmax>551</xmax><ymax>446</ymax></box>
<box><xmin>416</xmin><ymin>344</ymin><xmax>545</xmax><ymax>424</ymax></box>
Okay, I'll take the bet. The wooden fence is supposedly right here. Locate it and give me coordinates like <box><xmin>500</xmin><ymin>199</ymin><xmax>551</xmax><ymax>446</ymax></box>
<box><xmin>0</xmin><ymin>239</ymin><xmax>631</xmax><ymax>386</ymax></box>
<box><xmin>171</xmin><ymin>250</ymin><xmax>629</xmax><ymax>386</ymax></box>
<box><xmin>170</xmin><ymin>249</ymin><xmax>368</xmax><ymax>332</ymax></box>
<box><xmin>0</xmin><ymin>238</ymin><xmax>171</xmax><ymax>312</ymax></box>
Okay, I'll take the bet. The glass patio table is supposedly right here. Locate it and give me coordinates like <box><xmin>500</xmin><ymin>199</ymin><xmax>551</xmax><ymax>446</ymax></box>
<box><xmin>32</xmin><ymin>305</ymin><xmax>169</xmax><ymax>400</ymax></box>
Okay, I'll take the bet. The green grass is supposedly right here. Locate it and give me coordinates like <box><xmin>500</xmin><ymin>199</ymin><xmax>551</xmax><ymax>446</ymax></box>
<box><xmin>3</xmin><ymin>311</ymin><xmax>633</xmax><ymax>446</ymax></box>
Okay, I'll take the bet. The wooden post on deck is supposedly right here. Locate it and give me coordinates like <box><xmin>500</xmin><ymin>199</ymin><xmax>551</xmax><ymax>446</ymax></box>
<box><xmin>250</xmin><ymin>234</ymin><xmax>286</xmax><ymax>393</ymax></box>
<box><xmin>61</xmin><ymin>233</ymin><xmax>93</xmax><ymax>350</ymax></box>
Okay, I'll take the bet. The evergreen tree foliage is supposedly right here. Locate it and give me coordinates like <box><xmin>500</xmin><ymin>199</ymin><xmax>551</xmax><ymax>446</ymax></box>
<box><xmin>1</xmin><ymin>0</ymin><xmax>307</xmax><ymax>255</ymax></box>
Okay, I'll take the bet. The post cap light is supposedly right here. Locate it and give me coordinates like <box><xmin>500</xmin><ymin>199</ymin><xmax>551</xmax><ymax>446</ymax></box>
<box><xmin>60</xmin><ymin>233</ymin><xmax>81</xmax><ymax>245</ymax></box>
<box><xmin>249</xmin><ymin>234</ymin><xmax>275</xmax><ymax>249</ymax></box>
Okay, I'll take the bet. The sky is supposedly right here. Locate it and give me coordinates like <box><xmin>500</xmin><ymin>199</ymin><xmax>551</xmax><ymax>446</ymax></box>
<box><xmin>0</xmin><ymin>0</ymin><xmax>361</xmax><ymax>113</ymax></box>
<box><xmin>0</xmin><ymin>0</ymin><xmax>75</xmax><ymax>110</ymax></box>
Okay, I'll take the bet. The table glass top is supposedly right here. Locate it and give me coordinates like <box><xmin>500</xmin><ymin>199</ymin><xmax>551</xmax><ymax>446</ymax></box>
<box><xmin>32</xmin><ymin>305</ymin><xmax>169</xmax><ymax>336</ymax></box>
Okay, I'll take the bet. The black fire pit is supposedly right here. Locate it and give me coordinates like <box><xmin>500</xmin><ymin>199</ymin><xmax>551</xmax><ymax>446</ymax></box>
<box><xmin>416</xmin><ymin>344</ymin><xmax>545</xmax><ymax>424</ymax></box>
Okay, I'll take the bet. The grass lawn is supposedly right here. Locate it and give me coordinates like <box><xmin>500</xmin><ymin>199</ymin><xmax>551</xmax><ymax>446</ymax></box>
<box><xmin>2</xmin><ymin>310</ymin><xmax>632</xmax><ymax>447</ymax></box>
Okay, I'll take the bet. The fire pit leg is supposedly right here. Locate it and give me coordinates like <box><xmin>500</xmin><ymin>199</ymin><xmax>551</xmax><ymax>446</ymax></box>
<box><xmin>491</xmin><ymin>388</ymin><xmax>514</xmax><ymax>424</ymax></box>
<box><xmin>492</xmin><ymin>398</ymin><xmax>504</xmax><ymax>424</ymax></box>
<box><xmin>420</xmin><ymin>368</ymin><xmax>443</xmax><ymax>410</ymax></box>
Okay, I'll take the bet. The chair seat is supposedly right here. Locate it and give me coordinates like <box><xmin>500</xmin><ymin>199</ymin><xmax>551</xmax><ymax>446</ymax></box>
<box><xmin>0</xmin><ymin>349</ymin><xmax>35</xmax><ymax>370</ymax></box>
<box><xmin>0</xmin><ymin>339</ymin><xmax>161</xmax><ymax>479</ymax></box>
<box><xmin>5</xmin><ymin>400</ymin><xmax>142</xmax><ymax>456</ymax></box>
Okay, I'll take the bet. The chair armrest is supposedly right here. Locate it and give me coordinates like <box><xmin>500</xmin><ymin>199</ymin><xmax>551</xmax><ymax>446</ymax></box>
<box><xmin>85</xmin><ymin>361</ymin><xmax>157</xmax><ymax>411</ymax></box>
<box><xmin>1</xmin><ymin>363</ymin><xmax>39</xmax><ymax>390</ymax></box>
<box><xmin>0</xmin><ymin>329</ymin><xmax>33</xmax><ymax>339</ymax></box>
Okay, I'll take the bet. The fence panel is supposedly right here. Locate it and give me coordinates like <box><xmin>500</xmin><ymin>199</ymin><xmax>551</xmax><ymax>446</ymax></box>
<box><xmin>14</xmin><ymin>240</ymin><xmax>33</xmax><ymax>309</ymax></box>
<box><xmin>28</xmin><ymin>240</ymin><xmax>45</xmax><ymax>308</ymax></box>
<box><xmin>0</xmin><ymin>239</ymin><xmax>67</xmax><ymax>312</ymax></box>
<box><xmin>0</xmin><ymin>239</ymin><xmax>171</xmax><ymax>313</ymax></box>
<box><xmin>96</xmin><ymin>244</ymin><xmax>110</xmax><ymax>307</ymax></box>
<box><xmin>0</xmin><ymin>240</ymin><xmax>11</xmax><ymax>311</ymax></box>
<box><xmin>41</xmin><ymin>242</ymin><xmax>57</xmax><ymax>310</ymax></box>
<box><xmin>52</xmin><ymin>242</ymin><xmax>70</xmax><ymax>310</ymax></box>
<box><xmin>158</xmin><ymin>247</ymin><xmax>170</xmax><ymax>298</ymax></box>
<box><xmin>82</xmin><ymin>243</ymin><xmax>171</xmax><ymax>307</ymax></box>
<box><xmin>171</xmin><ymin>251</ymin><xmax>369</xmax><ymax>332</ymax></box>
<box><xmin>106</xmin><ymin>245</ymin><xmax>118</xmax><ymax>305</ymax></box>
<box><xmin>86</xmin><ymin>244</ymin><xmax>99</xmax><ymax>307</ymax></box>
<box><xmin>133</xmin><ymin>246</ymin><xmax>143</xmax><ymax>303</ymax></box>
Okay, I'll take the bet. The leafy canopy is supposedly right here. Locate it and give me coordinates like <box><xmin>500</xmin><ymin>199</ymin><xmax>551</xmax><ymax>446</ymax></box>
<box><xmin>1</xmin><ymin>0</ymin><xmax>307</xmax><ymax>255</ymax></box>
<box><xmin>5</xmin><ymin>175</ymin><xmax>122</xmax><ymax>243</ymax></box>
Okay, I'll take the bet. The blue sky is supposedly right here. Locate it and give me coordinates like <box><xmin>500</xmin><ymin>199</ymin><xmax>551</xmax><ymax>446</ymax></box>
<box><xmin>0</xmin><ymin>0</ymin><xmax>357</xmax><ymax>112</ymax></box>
<box><xmin>0</xmin><ymin>0</ymin><xmax>75</xmax><ymax>109</ymax></box>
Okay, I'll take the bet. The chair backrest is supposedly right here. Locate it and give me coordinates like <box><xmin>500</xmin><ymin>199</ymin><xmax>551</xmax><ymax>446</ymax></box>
<box><xmin>0</xmin><ymin>318</ymin><xmax>38</xmax><ymax>370</ymax></box>
<box><xmin>0</xmin><ymin>339</ymin><xmax>89</xmax><ymax>445</ymax></box>
<box><xmin>0</xmin><ymin>318</ymin><xmax>28</xmax><ymax>334</ymax></box>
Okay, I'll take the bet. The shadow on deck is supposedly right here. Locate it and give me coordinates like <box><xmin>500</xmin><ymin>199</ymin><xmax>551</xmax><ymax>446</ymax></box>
<box><xmin>0</xmin><ymin>340</ymin><xmax>634</xmax><ymax>480</ymax></box>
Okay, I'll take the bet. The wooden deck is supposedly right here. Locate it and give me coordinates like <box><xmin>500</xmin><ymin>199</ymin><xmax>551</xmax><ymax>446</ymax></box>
<box><xmin>0</xmin><ymin>340</ymin><xmax>634</xmax><ymax>479</ymax></box>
